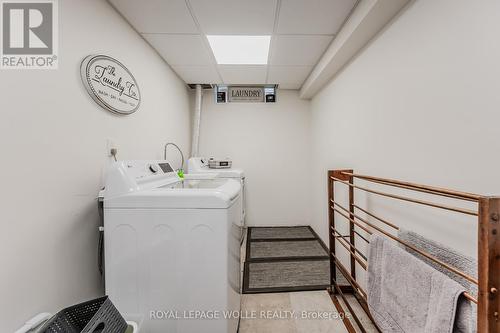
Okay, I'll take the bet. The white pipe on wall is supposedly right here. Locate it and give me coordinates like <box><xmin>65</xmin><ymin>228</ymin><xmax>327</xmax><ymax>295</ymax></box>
<box><xmin>191</xmin><ymin>84</ymin><xmax>203</xmax><ymax>157</ymax></box>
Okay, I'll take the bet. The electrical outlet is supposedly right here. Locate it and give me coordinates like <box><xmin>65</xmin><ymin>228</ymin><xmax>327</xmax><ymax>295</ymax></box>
<box><xmin>106</xmin><ymin>138</ymin><xmax>118</xmax><ymax>156</ymax></box>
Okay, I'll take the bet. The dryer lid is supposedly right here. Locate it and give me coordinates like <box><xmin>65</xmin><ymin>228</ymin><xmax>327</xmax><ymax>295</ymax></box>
<box><xmin>103</xmin><ymin>161</ymin><xmax>241</xmax><ymax>208</ymax></box>
<box><xmin>187</xmin><ymin>157</ymin><xmax>244</xmax><ymax>178</ymax></box>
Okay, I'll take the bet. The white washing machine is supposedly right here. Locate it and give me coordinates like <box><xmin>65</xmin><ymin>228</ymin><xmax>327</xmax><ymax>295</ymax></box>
<box><xmin>187</xmin><ymin>157</ymin><xmax>246</xmax><ymax>240</ymax></box>
<box><xmin>103</xmin><ymin>160</ymin><xmax>241</xmax><ymax>333</ymax></box>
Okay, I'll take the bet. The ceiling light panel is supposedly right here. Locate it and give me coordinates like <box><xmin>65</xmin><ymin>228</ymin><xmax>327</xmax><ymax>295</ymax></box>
<box><xmin>207</xmin><ymin>35</ymin><xmax>271</xmax><ymax>65</ymax></box>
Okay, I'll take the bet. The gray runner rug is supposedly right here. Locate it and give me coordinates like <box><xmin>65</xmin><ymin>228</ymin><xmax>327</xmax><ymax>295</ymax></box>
<box><xmin>243</xmin><ymin>226</ymin><xmax>346</xmax><ymax>293</ymax></box>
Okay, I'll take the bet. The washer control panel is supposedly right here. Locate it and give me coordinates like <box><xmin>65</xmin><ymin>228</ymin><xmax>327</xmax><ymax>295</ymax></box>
<box><xmin>105</xmin><ymin>160</ymin><xmax>181</xmax><ymax>198</ymax></box>
<box><xmin>124</xmin><ymin>161</ymin><xmax>176</xmax><ymax>180</ymax></box>
<box><xmin>158</xmin><ymin>163</ymin><xmax>174</xmax><ymax>173</ymax></box>
<box><xmin>149</xmin><ymin>164</ymin><xmax>159</xmax><ymax>173</ymax></box>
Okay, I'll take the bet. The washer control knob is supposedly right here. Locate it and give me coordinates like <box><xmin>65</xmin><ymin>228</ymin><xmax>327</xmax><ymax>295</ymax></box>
<box><xmin>149</xmin><ymin>164</ymin><xmax>159</xmax><ymax>173</ymax></box>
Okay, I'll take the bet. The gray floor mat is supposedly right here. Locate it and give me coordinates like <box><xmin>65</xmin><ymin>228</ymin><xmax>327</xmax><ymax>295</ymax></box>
<box><xmin>250</xmin><ymin>240</ymin><xmax>328</xmax><ymax>259</ymax></box>
<box><xmin>250</xmin><ymin>226</ymin><xmax>315</xmax><ymax>240</ymax></box>
<box><xmin>247</xmin><ymin>260</ymin><xmax>330</xmax><ymax>290</ymax></box>
<box><xmin>244</xmin><ymin>226</ymin><xmax>334</xmax><ymax>293</ymax></box>
<box><xmin>334</xmin><ymin>267</ymin><xmax>349</xmax><ymax>286</ymax></box>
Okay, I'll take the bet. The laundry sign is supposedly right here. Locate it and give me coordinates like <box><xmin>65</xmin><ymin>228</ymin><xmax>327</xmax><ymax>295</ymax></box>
<box><xmin>80</xmin><ymin>55</ymin><xmax>141</xmax><ymax>115</ymax></box>
<box><xmin>228</xmin><ymin>86</ymin><xmax>265</xmax><ymax>103</ymax></box>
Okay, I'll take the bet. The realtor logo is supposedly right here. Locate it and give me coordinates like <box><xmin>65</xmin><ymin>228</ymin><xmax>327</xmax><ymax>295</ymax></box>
<box><xmin>1</xmin><ymin>0</ymin><xmax>58</xmax><ymax>69</ymax></box>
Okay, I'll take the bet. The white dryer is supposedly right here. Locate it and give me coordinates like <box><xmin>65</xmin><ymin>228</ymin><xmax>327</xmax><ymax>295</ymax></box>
<box><xmin>103</xmin><ymin>160</ymin><xmax>241</xmax><ymax>333</ymax></box>
<box><xmin>187</xmin><ymin>157</ymin><xmax>246</xmax><ymax>238</ymax></box>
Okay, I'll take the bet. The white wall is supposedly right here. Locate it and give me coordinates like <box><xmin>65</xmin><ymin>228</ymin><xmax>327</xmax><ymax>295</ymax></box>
<box><xmin>0</xmin><ymin>0</ymin><xmax>191</xmax><ymax>331</ymax></box>
<box><xmin>309</xmin><ymin>0</ymin><xmax>500</xmax><ymax>281</ymax></box>
<box><xmin>198</xmin><ymin>90</ymin><xmax>311</xmax><ymax>227</ymax></box>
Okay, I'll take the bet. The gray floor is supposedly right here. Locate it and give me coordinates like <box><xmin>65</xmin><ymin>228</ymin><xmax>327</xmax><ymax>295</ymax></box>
<box><xmin>247</xmin><ymin>260</ymin><xmax>330</xmax><ymax>289</ymax></box>
<box><xmin>240</xmin><ymin>228</ymin><xmax>376</xmax><ymax>333</ymax></box>
<box><xmin>338</xmin><ymin>295</ymin><xmax>378</xmax><ymax>333</ymax></box>
<box><xmin>250</xmin><ymin>227</ymin><xmax>315</xmax><ymax>240</ymax></box>
<box><xmin>245</xmin><ymin>227</ymin><xmax>330</xmax><ymax>292</ymax></box>
<box><xmin>250</xmin><ymin>240</ymin><xmax>327</xmax><ymax>259</ymax></box>
<box><xmin>334</xmin><ymin>267</ymin><xmax>349</xmax><ymax>287</ymax></box>
<box><xmin>239</xmin><ymin>291</ymin><xmax>349</xmax><ymax>333</ymax></box>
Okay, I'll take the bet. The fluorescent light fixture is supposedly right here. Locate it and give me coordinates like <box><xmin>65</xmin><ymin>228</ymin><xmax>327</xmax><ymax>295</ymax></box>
<box><xmin>207</xmin><ymin>35</ymin><xmax>271</xmax><ymax>65</ymax></box>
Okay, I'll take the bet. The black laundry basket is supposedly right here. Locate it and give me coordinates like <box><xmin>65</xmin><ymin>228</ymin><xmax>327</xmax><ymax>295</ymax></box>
<box><xmin>40</xmin><ymin>296</ymin><xmax>128</xmax><ymax>333</ymax></box>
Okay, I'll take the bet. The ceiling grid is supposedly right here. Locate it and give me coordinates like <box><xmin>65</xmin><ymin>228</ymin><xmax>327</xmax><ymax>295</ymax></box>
<box><xmin>109</xmin><ymin>0</ymin><xmax>358</xmax><ymax>89</ymax></box>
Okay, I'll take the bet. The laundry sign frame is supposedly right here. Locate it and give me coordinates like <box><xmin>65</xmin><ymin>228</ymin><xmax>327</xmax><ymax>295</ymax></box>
<box><xmin>228</xmin><ymin>86</ymin><xmax>265</xmax><ymax>103</ymax></box>
<box><xmin>215</xmin><ymin>85</ymin><xmax>277</xmax><ymax>103</ymax></box>
<box><xmin>80</xmin><ymin>55</ymin><xmax>141</xmax><ymax>115</ymax></box>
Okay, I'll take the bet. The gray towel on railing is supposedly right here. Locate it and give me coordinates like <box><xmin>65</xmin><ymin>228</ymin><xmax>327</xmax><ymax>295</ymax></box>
<box><xmin>397</xmin><ymin>229</ymin><xmax>478</xmax><ymax>297</ymax></box>
<box><xmin>398</xmin><ymin>229</ymin><xmax>477</xmax><ymax>333</ymax></box>
<box><xmin>367</xmin><ymin>234</ymin><xmax>466</xmax><ymax>333</ymax></box>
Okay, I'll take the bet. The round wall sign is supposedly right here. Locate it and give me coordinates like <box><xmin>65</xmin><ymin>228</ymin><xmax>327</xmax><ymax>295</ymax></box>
<box><xmin>80</xmin><ymin>55</ymin><xmax>141</xmax><ymax>115</ymax></box>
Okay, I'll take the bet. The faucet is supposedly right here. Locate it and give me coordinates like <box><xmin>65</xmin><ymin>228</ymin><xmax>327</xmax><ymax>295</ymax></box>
<box><xmin>164</xmin><ymin>142</ymin><xmax>185</xmax><ymax>171</ymax></box>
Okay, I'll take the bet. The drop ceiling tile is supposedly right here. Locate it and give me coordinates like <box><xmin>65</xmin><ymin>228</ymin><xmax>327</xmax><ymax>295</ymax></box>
<box><xmin>267</xmin><ymin>66</ymin><xmax>312</xmax><ymax>89</ymax></box>
<box><xmin>142</xmin><ymin>34</ymin><xmax>213</xmax><ymax>66</ymax></box>
<box><xmin>276</xmin><ymin>83</ymin><xmax>302</xmax><ymax>90</ymax></box>
<box><xmin>172</xmin><ymin>65</ymin><xmax>221</xmax><ymax>84</ymax></box>
<box><xmin>270</xmin><ymin>35</ymin><xmax>333</xmax><ymax>66</ymax></box>
<box><xmin>218</xmin><ymin>65</ymin><xmax>267</xmax><ymax>84</ymax></box>
<box><xmin>277</xmin><ymin>0</ymin><xmax>357</xmax><ymax>35</ymax></box>
<box><xmin>109</xmin><ymin>0</ymin><xmax>198</xmax><ymax>33</ymax></box>
<box><xmin>189</xmin><ymin>0</ymin><xmax>277</xmax><ymax>34</ymax></box>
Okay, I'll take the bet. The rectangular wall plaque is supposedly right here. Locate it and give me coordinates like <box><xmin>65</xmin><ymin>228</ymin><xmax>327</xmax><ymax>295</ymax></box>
<box><xmin>228</xmin><ymin>86</ymin><xmax>265</xmax><ymax>103</ymax></box>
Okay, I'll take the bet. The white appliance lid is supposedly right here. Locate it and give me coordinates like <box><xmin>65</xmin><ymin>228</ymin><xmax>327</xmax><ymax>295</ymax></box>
<box><xmin>105</xmin><ymin>178</ymin><xmax>241</xmax><ymax>209</ymax></box>
<box><xmin>187</xmin><ymin>157</ymin><xmax>244</xmax><ymax>178</ymax></box>
<box><xmin>103</xmin><ymin>160</ymin><xmax>241</xmax><ymax>209</ymax></box>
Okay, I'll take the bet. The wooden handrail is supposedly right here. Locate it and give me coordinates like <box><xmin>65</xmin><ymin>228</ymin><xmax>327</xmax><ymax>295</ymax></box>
<box><xmin>330</xmin><ymin>251</ymin><xmax>367</xmax><ymax>298</ymax></box>
<box><xmin>331</xmin><ymin>176</ymin><xmax>478</xmax><ymax>216</ymax></box>
<box><xmin>332</xmin><ymin>207</ymin><xmax>478</xmax><ymax>304</ymax></box>
<box><xmin>333</xmin><ymin>201</ymin><xmax>479</xmax><ymax>285</ymax></box>
<box><xmin>327</xmin><ymin>169</ymin><xmax>498</xmax><ymax>332</ymax></box>
<box><xmin>353</xmin><ymin>204</ymin><xmax>400</xmax><ymax>230</ymax></box>
<box><xmin>331</xmin><ymin>228</ymin><xmax>367</xmax><ymax>269</ymax></box>
<box><xmin>477</xmin><ymin>197</ymin><xmax>500</xmax><ymax>332</ymax></box>
<box><xmin>340</xmin><ymin>171</ymin><xmax>480</xmax><ymax>202</ymax></box>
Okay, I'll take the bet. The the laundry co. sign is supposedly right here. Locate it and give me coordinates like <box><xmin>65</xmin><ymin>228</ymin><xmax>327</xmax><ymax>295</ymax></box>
<box><xmin>80</xmin><ymin>55</ymin><xmax>141</xmax><ymax>115</ymax></box>
<box><xmin>0</xmin><ymin>0</ymin><xmax>58</xmax><ymax>69</ymax></box>
<box><xmin>228</xmin><ymin>86</ymin><xmax>264</xmax><ymax>103</ymax></box>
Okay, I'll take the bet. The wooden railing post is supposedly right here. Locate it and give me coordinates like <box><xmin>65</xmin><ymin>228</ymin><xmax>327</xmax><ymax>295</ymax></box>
<box><xmin>348</xmin><ymin>171</ymin><xmax>355</xmax><ymax>281</ymax></box>
<box><xmin>329</xmin><ymin>169</ymin><xmax>355</xmax><ymax>286</ymax></box>
<box><xmin>478</xmin><ymin>197</ymin><xmax>500</xmax><ymax>333</ymax></box>
<box><xmin>328</xmin><ymin>170</ymin><xmax>336</xmax><ymax>289</ymax></box>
